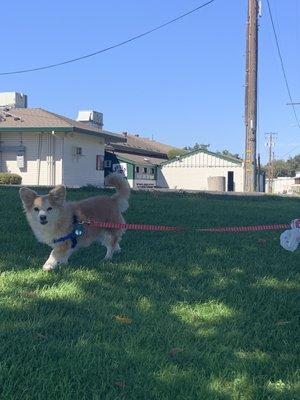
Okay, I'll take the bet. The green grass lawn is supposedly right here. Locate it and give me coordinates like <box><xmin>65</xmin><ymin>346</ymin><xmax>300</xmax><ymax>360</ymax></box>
<box><xmin>0</xmin><ymin>186</ymin><xmax>299</xmax><ymax>400</ymax></box>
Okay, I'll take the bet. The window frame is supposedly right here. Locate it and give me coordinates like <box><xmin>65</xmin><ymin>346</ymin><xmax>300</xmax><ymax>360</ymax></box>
<box><xmin>96</xmin><ymin>155</ymin><xmax>104</xmax><ymax>170</ymax></box>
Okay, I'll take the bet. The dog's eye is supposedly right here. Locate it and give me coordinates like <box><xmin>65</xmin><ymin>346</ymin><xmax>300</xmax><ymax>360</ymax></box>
<box><xmin>34</xmin><ymin>207</ymin><xmax>39</xmax><ymax>212</ymax></box>
<box><xmin>47</xmin><ymin>207</ymin><xmax>53</xmax><ymax>212</ymax></box>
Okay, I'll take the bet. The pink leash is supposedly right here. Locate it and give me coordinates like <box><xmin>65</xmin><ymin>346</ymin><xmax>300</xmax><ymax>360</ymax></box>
<box><xmin>82</xmin><ymin>220</ymin><xmax>291</xmax><ymax>233</ymax></box>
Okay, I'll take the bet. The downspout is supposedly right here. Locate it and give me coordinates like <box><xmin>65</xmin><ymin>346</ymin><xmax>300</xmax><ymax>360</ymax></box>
<box><xmin>61</xmin><ymin>135</ymin><xmax>65</xmax><ymax>185</ymax></box>
<box><xmin>47</xmin><ymin>132</ymin><xmax>55</xmax><ymax>186</ymax></box>
<box><xmin>51</xmin><ymin>130</ymin><xmax>56</xmax><ymax>186</ymax></box>
<box><xmin>46</xmin><ymin>133</ymin><xmax>51</xmax><ymax>186</ymax></box>
<box><xmin>37</xmin><ymin>133</ymin><xmax>42</xmax><ymax>185</ymax></box>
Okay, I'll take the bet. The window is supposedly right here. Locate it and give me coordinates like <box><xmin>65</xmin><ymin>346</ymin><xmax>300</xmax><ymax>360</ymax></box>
<box><xmin>136</xmin><ymin>166</ymin><xmax>140</xmax><ymax>173</ymax></box>
<box><xmin>96</xmin><ymin>155</ymin><xmax>104</xmax><ymax>170</ymax></box>
<box><xmin>75</xmin><ymin>147</ymin><xmax>82</xmax><ymax>156</ymax></box>
<box><xmin>151</xmin><ymin>168</ymin><xmax>155</xmax><ymax>174</ymax></box>
<box><xmin>143</xmin><ymin>167</ymin><xmax>148</xmax><ymax>173</ymax></box>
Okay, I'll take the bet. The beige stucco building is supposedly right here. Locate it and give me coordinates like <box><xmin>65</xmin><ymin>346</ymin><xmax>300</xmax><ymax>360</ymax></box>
<box><xmin>0</xmin><ymin>107</ymin><xmax>125</xmax><ymax>187</ymax></box>
<box><xmin>157</xmin><ymin>148</ymin><xmax>244</xmax><ymax>192</ymax></box>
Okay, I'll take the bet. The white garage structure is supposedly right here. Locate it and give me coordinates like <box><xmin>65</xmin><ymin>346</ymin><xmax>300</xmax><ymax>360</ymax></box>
<box><xmin>157</xmin><ymin>148</ymin><xmax>244</xmax><ymax>192</ymax></box>
<box><xmin>0</xmin><ymin>108</ymin><xmax>125</xmax><ymax>187</ymax></box>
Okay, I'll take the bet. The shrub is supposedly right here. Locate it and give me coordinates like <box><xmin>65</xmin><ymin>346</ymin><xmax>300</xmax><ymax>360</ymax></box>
<box><xmin>0</xmin><ymin>173</ymin><xmax>22</xmax><ymax>185</ymax></box>
<box><xmin>80</xmin><ymin>183</ymin><xmax>101</xmax><ymax>191</ymax></box>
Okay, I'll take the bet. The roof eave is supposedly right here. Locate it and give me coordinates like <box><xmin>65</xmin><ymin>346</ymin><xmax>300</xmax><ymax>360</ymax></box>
<box><xmin>0</xmin><ymin>126</ymin><xmax>74</xmax><ymax>133</ymax></box>
<box><xmin>117</xmin><ymin>156</ymin><xmax>158</xmax><ymax>167</ymax></box>
<box><xmin>73</xmin><ymin>127</ymin><xmax>126</xmax><ymax>143</ymax></box>
<box><xmin>0</xmin><ymin>126</ymin><xmax>126</xmax><ymax>143</ymax></box>
<box><xmin>106</xmin><ymin>151</ymin><xmax>161</xmax><ymax>166</ymax></box>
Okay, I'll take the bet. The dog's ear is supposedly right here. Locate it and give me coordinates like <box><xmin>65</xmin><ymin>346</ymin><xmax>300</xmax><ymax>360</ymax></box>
<box><xmin>19</xmin><ymin>187</ymin><xmax>37</xmax><ymax>210</ymax></box>
<box><xmin>49</xmin><ymin>185</ymin><xmax>66</xmax><ymax>207</ymax></box>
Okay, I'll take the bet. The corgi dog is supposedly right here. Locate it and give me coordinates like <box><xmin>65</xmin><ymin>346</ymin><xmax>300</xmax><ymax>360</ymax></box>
<box><xmin>19</xmin><ymin>173</ymin><xmax>130</xmax><ymax>271</ymax></box>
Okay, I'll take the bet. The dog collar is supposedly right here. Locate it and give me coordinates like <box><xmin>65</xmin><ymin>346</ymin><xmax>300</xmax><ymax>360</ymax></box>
<box><xmin>53</xmin><ymin>217</ymin><xmax>84</xmax><ymax>249</ymax></box>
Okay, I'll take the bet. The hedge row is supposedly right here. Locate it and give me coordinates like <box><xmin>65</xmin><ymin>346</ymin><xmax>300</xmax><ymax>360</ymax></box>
<box><xmin>0</xmin><ymin>173</ymin><xmax>22</xmax><ymax>184</ymax></box>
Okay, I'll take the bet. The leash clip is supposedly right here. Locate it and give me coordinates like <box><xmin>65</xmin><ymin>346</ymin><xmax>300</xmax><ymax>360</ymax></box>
<box><xmin>79</xmin><ymin>220</ymin><xmax>91</xmax><ymax>225</ymax></box>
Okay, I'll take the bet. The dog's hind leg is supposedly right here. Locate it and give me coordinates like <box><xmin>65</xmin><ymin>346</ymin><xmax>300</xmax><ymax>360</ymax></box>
<box><xmin>103</xmin><ymin>232</ymin><xmax>122</xmax><ymax>260</ymax></box>
<box><xmin>43</xmin><ymin>242</ymin><xmax>73</xmax><ymax>271</ymax></box>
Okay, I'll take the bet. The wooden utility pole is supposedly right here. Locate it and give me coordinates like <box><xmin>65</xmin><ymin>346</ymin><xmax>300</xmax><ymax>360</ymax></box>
<box><xmin>265</xmin><ymin>132</ymin><xmax>277</xmax><ymax>193</ymax></box>
<box><xmin>244</xmin><ymin>0</ymin><xmax>259</xmax><ymax>192</ymax></box>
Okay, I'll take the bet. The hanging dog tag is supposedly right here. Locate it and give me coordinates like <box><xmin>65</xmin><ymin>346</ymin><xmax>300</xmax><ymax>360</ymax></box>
<box><xmin>74</xmin><ymin>224</ymin><xmax>84</xmax><ymax>237</ymax></box>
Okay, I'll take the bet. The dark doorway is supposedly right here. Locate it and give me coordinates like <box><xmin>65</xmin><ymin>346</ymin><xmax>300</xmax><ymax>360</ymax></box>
<box><xmin>227</xmin><ymin>171</ymin><xmax>234</xmax><ymax>191</ymax></box>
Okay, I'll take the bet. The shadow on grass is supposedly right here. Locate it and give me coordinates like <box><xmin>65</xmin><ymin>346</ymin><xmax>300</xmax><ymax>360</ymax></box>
<box><xmin>0</xmin><ymin>237</ymin><xmax>299</xmax><ymax>399</ymax></box>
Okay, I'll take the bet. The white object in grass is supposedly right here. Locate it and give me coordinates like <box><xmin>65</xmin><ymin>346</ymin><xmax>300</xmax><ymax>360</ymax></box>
<box><xmin>280</xmin><ymin>227</ymin><xmax>300</xmax><ymax>252</ymax></box>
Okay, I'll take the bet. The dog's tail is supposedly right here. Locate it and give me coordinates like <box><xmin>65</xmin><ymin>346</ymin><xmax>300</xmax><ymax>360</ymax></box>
<box><xmin>105</xmin><ymin>173</ymin><xmax>130</xmax><ymax>212</ymax></box>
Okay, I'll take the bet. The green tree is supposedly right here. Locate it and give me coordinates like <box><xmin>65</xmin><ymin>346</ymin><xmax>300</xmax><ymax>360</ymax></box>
<box><xmin>262</xmin><ymin>154</ymin><xmax>300</xmax><ymax>178</ymax></box>
<box><xmin>270</xmin><ymin>159</ymin><xmax>292</xmax><ymax>178</ymax></box>
<box><xmin>167</xmin><ymin>148</ymin><xmax>188</xmax><ymax>160</ymax></box>
<box><xmin>287</xmin><ymin>155</ymin><xmax>300</xmax><ymax>176</ymax></box>
<box><xmin>183</xmin><ymin>143</ymin><xmax>210</xmax><ymax>151</ymax></box>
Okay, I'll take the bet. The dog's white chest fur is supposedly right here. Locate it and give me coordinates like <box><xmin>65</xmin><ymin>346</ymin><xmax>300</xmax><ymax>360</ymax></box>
<box><xmin>27</xmin><ymin>216</ymin><xmax>57</xmax><ymax>247</ymax></box>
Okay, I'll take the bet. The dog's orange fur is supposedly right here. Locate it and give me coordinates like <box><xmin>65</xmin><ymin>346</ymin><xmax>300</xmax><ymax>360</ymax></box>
<box><xmin>19</xmin><ymin>173</ymin><xmax>130</xmax><ymax>270</ymax></box>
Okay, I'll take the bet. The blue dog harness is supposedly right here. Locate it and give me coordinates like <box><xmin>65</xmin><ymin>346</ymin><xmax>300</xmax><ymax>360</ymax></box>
<box><xmin>53</xmin><ymin>216</ymin><xmax>84</xmax><ymax>249</ymax></box>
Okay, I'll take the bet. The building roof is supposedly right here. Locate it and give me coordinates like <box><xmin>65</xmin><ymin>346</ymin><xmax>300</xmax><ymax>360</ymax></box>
<box><xmin>108</xmin><ymin>151</ymin><xmax>167</xmax><ymax>166</ymax></box>
<box><xmin>161</xmin><ymin>147</ymin><xmax>243</xmax><ymax>166</ymax></box>
<box><xmin>0</xmin><ymin>108</ymin><xmax>125</xmax><ymax>143</ymax></box>
<box><xmin>110</xmin><ymin>133</ymin><xmax>178</xmax><ymax>156</ymax></box>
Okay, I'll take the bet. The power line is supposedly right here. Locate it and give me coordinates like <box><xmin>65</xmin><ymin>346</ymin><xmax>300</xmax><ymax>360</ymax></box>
<box><xmin>279</xmin><ymin>144</ymin><xmax>300</xmax><ymax>160</ymax></box>
<box><xmin>0</xmin><ymin>0</ymin><xmax>215</xmax><ymax>76</ymax></box>
<box><xmin>266</xmin><ymin>0</ymin><xmax>300</xmax><ymax>132</ymax></box>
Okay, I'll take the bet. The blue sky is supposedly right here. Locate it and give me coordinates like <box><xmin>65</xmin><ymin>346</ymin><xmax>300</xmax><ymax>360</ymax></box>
<box><xmin>1</xmin><ymin>0</ymin><xmax>299</xmax><ymax>162</ymax></box>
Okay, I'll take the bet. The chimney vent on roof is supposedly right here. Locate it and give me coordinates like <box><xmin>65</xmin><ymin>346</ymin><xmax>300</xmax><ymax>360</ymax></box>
<box><xmin>122</xmin><ymin>132</ymin><xmax>128</xmax><ymax>137</ymax></box>
<box><xmin>0</xmin><ymin>92</ymin><xmax>27</xmax><ymax>108</ymax></box>
<box><xmin>77</xmin><ymin>110</ymin><xmax>103</xmax><ymax>129</ymax></box>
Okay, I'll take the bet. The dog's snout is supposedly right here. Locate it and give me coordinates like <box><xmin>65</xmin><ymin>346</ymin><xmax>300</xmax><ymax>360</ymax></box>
<box><xmin>39</xmin><ymin>215</ymin><xmax>47</xmax><ymax>224</ymax></box>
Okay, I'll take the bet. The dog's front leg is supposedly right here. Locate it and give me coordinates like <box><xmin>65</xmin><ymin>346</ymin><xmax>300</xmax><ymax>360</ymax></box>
<box><xmin>43</xmin><ymin>242</ymin><xmax>73</xmax><ymax>271</ymax></box>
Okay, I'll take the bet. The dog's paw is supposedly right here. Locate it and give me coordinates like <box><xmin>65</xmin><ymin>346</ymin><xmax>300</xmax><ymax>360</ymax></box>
<box><xmin>42</xmin><ymin>262</ymin><xmax>57</xmax><ymax>271</ymax></box>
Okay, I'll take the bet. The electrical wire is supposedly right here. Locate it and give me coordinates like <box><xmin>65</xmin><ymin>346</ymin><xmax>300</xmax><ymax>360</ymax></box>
<box><xmin>278</xmin><ymin>144</ymin><xmax>300</xmax><ymax>160</ymax></box>
<box><xmin>0</xmin><ymin>0</ymin><xmax>215</xmax><ymax>76</ymax></box>
<box><xmin>266</xmin><ymin>0</ymin><xmax>300</xmax><ymax>130</ymax></box>
<box><xmin>266</xmin><ymin>0</ymin><xmax>300</xmax><ymax>159</ymax></box>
